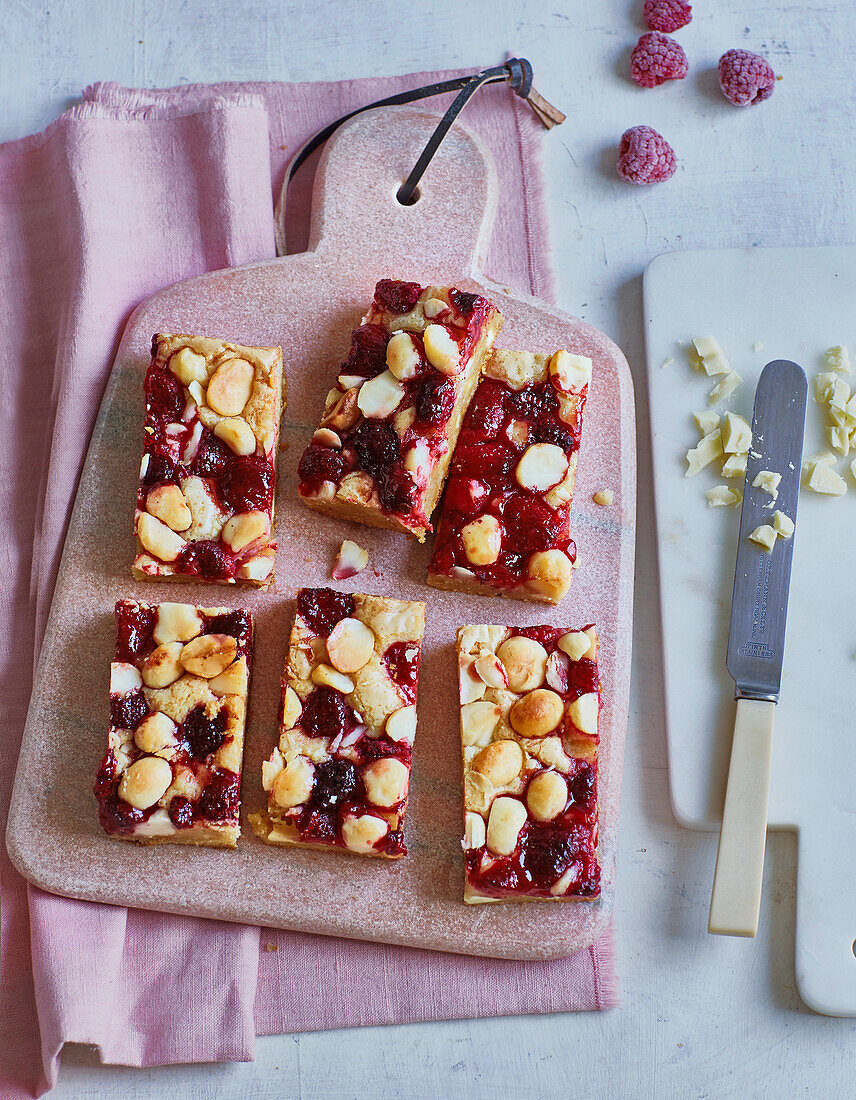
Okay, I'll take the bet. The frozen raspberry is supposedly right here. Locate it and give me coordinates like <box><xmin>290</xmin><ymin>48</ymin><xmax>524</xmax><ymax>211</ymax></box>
<box><xmin>643</xmin><ymin>0</ymin><xmax>691</xmax><ymax>33</ymax></box>
<box><xmin>717</xmin><ymin>49</ymin><xmax>776</xmax><ymax>106</ymax></box>
<box><xmin>616</xmin><ymin>126</ymin><xmax>677</xmax><ymax>185</ymax></box>
<box><xmin>630</xmin><ymin>32</ymin><xmax>688</xmax><ymax>87</ymax></box>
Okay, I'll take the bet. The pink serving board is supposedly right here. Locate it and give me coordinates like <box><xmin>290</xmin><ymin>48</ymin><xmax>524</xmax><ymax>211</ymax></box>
<box><xmin>6</xmin><ymin>108</ymin><xmax>635</xmax><ymax>959</ymax></box>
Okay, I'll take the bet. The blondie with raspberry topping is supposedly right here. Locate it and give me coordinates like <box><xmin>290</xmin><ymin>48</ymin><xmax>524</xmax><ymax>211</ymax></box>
<box><xmin>428</xmin><ymin>348</ymin><xmax>590</xmax><ymax>604</ymax></box>
<box><xmin>457</xmin><ymin>623</ymin><xmax>600</xmax><ymax>902</ymax></box>
<box><xmin>251</xmin><ymin>588</ymin><xmax>425</xmax><ymax>859</ymax></box>
<box><xmin>133</xmin><ymin>333</ymin><xmax>284</xmax><ymax>586</ymax></box>
<box><xmin>95</xmin><ymin>600</ymin><xmax>253</xmax><ymax>847</ymax></box>
<box><xmin>297</xmin><ymin>280</ymin><xmax>503</xmax><ymax>541</ymax></box>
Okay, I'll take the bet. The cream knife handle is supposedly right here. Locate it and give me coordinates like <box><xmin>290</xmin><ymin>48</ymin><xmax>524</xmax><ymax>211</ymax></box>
<box><xmin>708</xmin><ymin>698</ymin><xmax>776</xmax><ymax>937</ymax></box>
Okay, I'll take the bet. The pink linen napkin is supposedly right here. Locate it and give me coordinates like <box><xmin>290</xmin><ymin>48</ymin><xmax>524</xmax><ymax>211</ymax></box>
<box><xmin>0</xmin><ymin>72</ymin><xmax>618</xmax><ymax>1099</ymax></box>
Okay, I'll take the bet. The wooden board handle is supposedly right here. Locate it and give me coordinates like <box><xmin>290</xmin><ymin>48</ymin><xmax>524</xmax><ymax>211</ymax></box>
<box><xmin>708</xmin><ymin>698</ymin><xmax>776</xmax><ymax>937</ymax></box>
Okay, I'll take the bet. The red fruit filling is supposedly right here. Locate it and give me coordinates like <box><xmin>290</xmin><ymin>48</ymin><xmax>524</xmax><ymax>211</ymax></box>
<box><xmin>297</xmin><ymin>588</ymin><xmax>355</xmax><ymax>636</ymax></box>
<box><xmin>374</xmin><ymin>279</ymin><xmax>423</xmax><ymax>314</ymax></box>
<box><xmin>115</xmin><ymin>600</ymin><xmax>157</xmax><ymax>662</ymax></box>
<box><xmin>382</xmin><ymin>641</ymin><xmax>420</xmax><ymax>703</ymax></box>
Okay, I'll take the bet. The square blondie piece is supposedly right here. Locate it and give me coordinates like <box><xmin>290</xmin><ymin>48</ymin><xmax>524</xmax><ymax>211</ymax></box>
<box><xmin>457</xmin><ymin>623</ymin><xmax>600</xmax><ymax>903</ymax></box>
<box><xmin>133</xmin><ymin>333</ymin><xmax>285</xmax><ymax>586</ymax></box>
<box><xmin>297</xmin><ymin>280</ymin><xmax>503</xmax><ymax>541</ymax></box>
<box><xmin>428</xmin><ymin>348</ymin><xmax>591</xmax><ymax>604</ymax></box>
<box><xmin>251</xmin><ymin>588</ymin><xmax>425</xmax><ymax>859</ymax></box>
<box><xmin>95</xmin><ymin>599</ymin><xmax>253</xmax><ymax>848</ymax></box>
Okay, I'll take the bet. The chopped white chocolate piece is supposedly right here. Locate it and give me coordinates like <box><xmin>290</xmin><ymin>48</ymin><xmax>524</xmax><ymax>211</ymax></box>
<box><xmin>721</xmin><ymin>412</ymin><xmax>752</xmax><ymax>455</ymax></box>
<box><xmin>332</xmin><ymin>539</ymin><xmax>369</xmax><ymax>581</ymax></box>
<box><xmin>708</xmin><ymin>371</ymin><xmax>742</xmax><ymax>406</ymax></box>
<box><xmin>693</xmin><ymin>410</ymin><xmax>720</xmax><ymax>437</ymax></box>
<box><xmin>693</xmin><ymin>336</ymin><xmax>731</xmax><ymax>376</ymax></box>
<box><xmin>825</xmin><ymin>345</ymin><xmax>851</xmax><ymax>374</ymax></box>
<box><xmin>815</xmin><ymin>371</ymin><xmax>838</xmax><ymax>404</ymax></box>
<box><xmin>752</xmin><ymin>471</ymin><xmax>781</xmax><ymax>500</ymax></box>
<box><xmin>592</xmin><ymin>489</ymin><xmax>614</xmax><ymax>506</ymax></box>
<box><xmin>772</xmin><ymin>510</ymin><xmax>794</xmax><ymax>538</ymax></box>
<box><xmin>806</xmin><ymin>462</ymin><xmax>848</xmax><ymax>496</ymax></box>
<box><xmin>829</xmin><ymin>426</ymin><xmax>850</xmax><ymax>456</ymax></box>
<box><xmin>685</xmin><ymin>430</ymin><xmax>723</xmax><ymax>477</ymax></box>
<box><xmin>721</xmin><ymin>454</ymin><xmax>748</xmax><ymax>479</ymax></box>
<box><xmin>548</xmin><ymin>350</ymin><xmax>592</xmax><ymax>392</ymax></box>
<box><xmin>748</xmin><ymin>524</ymin><xmax>777</xmax><ymax>551</ymax></box>
<box><xmin>706</xmin><ymin>485</ymin><xmax>741</xmax><ymax>507</ymax></box>
<box><xmin>752</xmin><ymin>342</ymin><xmax>764</xmax><ymax>352</ymax></box>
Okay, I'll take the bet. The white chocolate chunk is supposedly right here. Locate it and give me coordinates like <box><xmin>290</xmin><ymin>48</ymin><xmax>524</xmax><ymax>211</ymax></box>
<box><xmin>748</xmin><ymin>524</ymin><xmax>777</xmax><ymax>551</ymax></box>
<box><xmin>311</xmin><ymin>663</ymin><xmax>355</xmax><ymax>693</ymax></box>
<box><xmin>815</xmin><ymin>371</ymin><xmax>839</xmax><ymax>404</ymax></box>
<box><xmin>693</xmin><ymin>410</ymin><xmax>720</xmax><ymax>437</ymax></box>
<box><xmin>403</xmin><ymin>439</ymin><xmax>431</xmax><ymax>480</ymax></box>
<box><xmin>567</xmin><ymin>692</ymin><xmax>599</xmax><ymax>736</ymax></box>
<box><xmin>829</xmin><ymin>426</ymin><xmax>850</xmax><ymax>456</ymax></box>
<box><xmin>326</xmin><ymin>617</ymin><xmax>375</xmax><ymax>673</ymax></box>
<box><xmin>386</xmin><ymin>331</ymin><xmax>422</xmax><ymax>380</ymax></box>
<box><xmin>342</xmin><ymin>814</ymin><xmax>388</xmax><ymax>853</ymax></box>
<box><xmin>332</xmin><ymin>539</ymin><xmax>369</xmax><ymax>580</ymax></box>
<box><xmin>214</xmin><ymin>416</ymin><xmax>257</xmax><ymax>456</ymax></box>
<box><xmin>261</xmin><ymin>750</ymin><xmax>284</xmax><ymax>792</ymax></box>
<box><xmin>546</xmin><ymin>650</ymin><xmax>570</xmax><ymax>693</ymax></box>
<box><xmin>356</xmin><ymin>369</ymin><xmax>405</xmax><ymax>418</ymax></box>
<box><xmin>753</xmin><ymin>471</ymin><xmax>781</xmax><ymax>499</ymax></box>
<box><xmin>209</xmin><ymin>656</ymin><xmax>248</xmax><ymax>696</ymax></box>
<box><xmin>111</xmin><ymin>662</ymin><xmax>142</xmax><ymax>695</ymax></box>
<box><xmin>772</xmin><ymin>510</ymin><xmax>794</xmax><ymax>538</ymax></box>
<box><xmin>206</xmin><ymin>358</ymin><xmax>254</xmax><ymax>416</ymax></box>
<box><xmin>549</xmin><ymin>350</ymin><xmax>592</xmax><ymax>392</ymax></box>
<box><xmin>486</xmin><ymin>797</ymin><xmax>528</xmax><ymax>856</ymax></box>
<box><xmin>423</xmin><ymin>296</ymin><xmax>448</xmax><ymax>318</ymax></box>
<box><xmin>706</xmin><ymin>485</ymin><xmax>741</xmax><ymax>507</ymax></box>
<box><xmin>721</xmin><ymin>453</ymin><xmax>748</xmax><ymax>479</ymax></box>
<box><xmin>168</xmin><ymin>347</ymin><xmax>208</xmax><ymax>386</ymax></box>
<box><xmin>461</xmin><ymin>514</ymin><xmax>502</xmax><ymax>566</ymax></box>
<box><xmin>693</xmin><ymin>336</ymin><xmax>731</xmax><ymax>376</ymax></box>
<box><xmin>825</xmin><ymin>345</ymin><xmax>851</xmax><ymax>374</ymax></box>
<box><xmin>515</xmin><ymin>443</ymin><xmax>569</xmax><ymax>492</ymax></box>
<box><xmin>187</xmin><ymin>380</ymin><xmax>205</xmax><ymax>407</ymax></box>
<box><xmin>222</xmin><ymin>511</ymin><xmax>270</xmax><ymax>553</ymax></box>
<box><xmin>386</xmin><ymin>705</ymin><xmax>417</xmax><ymax>744</ymax></box>
<box><xmin>464</xmin><ymin>811</ymin><xmax>486</xmax><ymax>849</ymax></box>
<box><xmin>137</xmin><ymin>512</ymin><xmax>187</xmax><ymax>562</ymax></box>
<box><xmin>180</xmin><ymin>633</ymin><xmax>238</xmax><ymax>678</ymax></box>
<box><xmin>685</xmin><ymin>430</ymin><xmax>723</xmax><ymax>476</ymax></box>
<box><xmin>237</xmin><ymin>548</ymin><xmax>275</xmax><ymax>582</ymax></box>
<box><xmin>526</xmin><ymin>771</ymin><xmax>568</xmax><ymax>822</ymax></box>
<box><xmin>557</xmin><ymin>631</ymin><xmax>590</xmax><ymax>662</ymax></box>
<box><xmin>496</xmin><ymin>636</ymin><xmax>548</xmax><ymax>692</ymax></box>
<box><xmin>423</xmin><ymin>324</ymin><xmax>461</xmax><ymax>375</ymax></box>
<box><xmin>362</xmin><ymin>758</ymin><xmax>409</xmax><ymax>808</ymax></box>
<box><xmin>592</xmin><ymin>489</ymin><xmax>613</xmax><ymax>506</ymax></box>
<box><xmin>709</xmin><ymin>372</ymin><xmax>741</xmax><ymax>406</ymax></box>
<box><xmin>829</xmin><ymin>377</ymin><xmax>851</xmax><ymax>413</ymax></box>
<box><xmin>722</xmin><ymin>412</ymin><xmax>752</xmax><ymax>455</ymax></box>
<box><xmin>806</xmin><ymin>462</ymin><xmax>848</xmax><ymax>495</ymax></box>
<box><xmin>118</xmin><ymin>756</ymin><xmax>173</xmax><ymax>810</ymax></box>
<box><xmin>153</xmin><ymin>603</ymin><xmax>203</xmax><ymax>645</ymax></box>
<box><xmin>273</xmin><ymin>757</ymin><xmax>314</xmax><ymax>808</ymax></box>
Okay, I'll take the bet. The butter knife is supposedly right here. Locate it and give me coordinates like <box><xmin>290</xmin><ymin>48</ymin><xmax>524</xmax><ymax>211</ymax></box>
<box><xmin>708</xmin><ymin>359</ymin><xmax>808</xmax><ymax>937</ymax></box>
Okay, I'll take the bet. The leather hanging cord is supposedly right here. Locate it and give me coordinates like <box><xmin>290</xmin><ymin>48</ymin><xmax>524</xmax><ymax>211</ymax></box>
<box><xmin>285</xmin><ymin>58</ymin><xmax>564</xmax><ymax>204</ymax></box>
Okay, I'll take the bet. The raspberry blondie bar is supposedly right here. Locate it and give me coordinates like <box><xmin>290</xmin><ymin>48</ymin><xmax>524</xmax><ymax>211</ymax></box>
<box><xmin>428</xmin><ymin>348</ymin><xmax>591</xmax><ymax>604</ymax></box>
<box><xmin>134</xmin><ymin>333</ymin><xmax>284</xmax><ymax>586</ymax></box>
<box><xmin>251</xmin><ymin>588</ymin><xmax>425</xmax><ymax>859</ymax></box>
<box><xmin>457</xmin><ymin>623</ymin><xmax>600</xmax><ymax>903</ymax></box>
<box><xmin>95</xmin><ymin>599</ymin><xmax>253</xmax><ymax>847</ymax></box>
<box><xmin>297</xmin><ymin>280</ymin><xmax>503</xmax><ymax>541</ymax></box>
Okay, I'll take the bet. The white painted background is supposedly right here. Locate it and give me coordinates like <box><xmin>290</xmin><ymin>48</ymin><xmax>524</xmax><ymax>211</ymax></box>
<box><xmin>3</xmin><ymin>0</ymin><xmax>855</xmax><ymax>1096</ymax></box>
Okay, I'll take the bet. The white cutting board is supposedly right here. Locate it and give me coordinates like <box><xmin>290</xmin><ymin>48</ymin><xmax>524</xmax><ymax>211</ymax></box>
<box><xmin>644</xmin><ymin>244</ymin><xmax>856</xmax><ymax>1017</ymax></box>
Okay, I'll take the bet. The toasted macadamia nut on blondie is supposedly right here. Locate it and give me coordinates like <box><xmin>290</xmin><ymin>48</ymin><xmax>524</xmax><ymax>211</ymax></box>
<box><xmin>213</xmin><ymin>416</ymin><xmax>257</xmax><ymax>456</ymax></box>
<box><xmin>386</xmin><ymin>331</ymin><xmax>422</xmax><ymax>381</ymax></box>
<box><xmin>386</xmin><ymin>705</ymin><xmax>417</xmax><ymax>744</ymax></box>
<box><xmin>471</xmin><ymin>739</ymin><xmax>524</xmax><ymax>786</ymax></box>
<box><xmin>326</xmin><ymin>617</ymin><xmax>375</xmax><ymax>673</ymax></box>
<box><xmin>111</xmin><ymin>661</ymin><xmax>142</xmax><ymax>694</ymax></box>
<box><xmin>222</xmin><ymin>511</ymin><xmax>270</xmax><ymax>554</ymax></box>
<box><xmin>496</xmin><ymin>636</ymin><xmax>548</xmax><ymax>692</ymax></box>
<box><xmin>206</xmin><ymin>357</ymin><xmax>254</xmax><ymax>416</ymax></box>
<box><xmin>273</xmin><ymin>757</ymin><xmax>315</xmax><ymax>809</ymax></box>
<box><xmin>545</xmin><ymin>650</ymin><xmax>570</xmax><ymax>693</ymax></box>
<box><xmin>464</xmin><ymin>810</ymin><xmax>487</xmax><ymax>849</ymax></box>
<box><xmin>168</xmin><ymin>346</ymin><xmax>208</xmax><ymax>386</ymax></box>
<box><xmin>486</xmin><ymin>797</ymin><xmax>528</xmax><ymax>856</ymax></box>
<box><xmin>474</xmin><ymin>653</ymin><xmax>509</xmax><ymax>689</ymax></box>
<box><xmin>567</xmin><ymin>692</ymin><xmax>599</xmax><ymax>736</ymax></box>
<box><xmin>557</xmin><ymin>630</ymin><xmax>590</xmax><ymax>662</ymax></box>
<box><xmin>510</xmin><ymin>688</ymin><xmax>564</xmax><ymax>737</ymax></box>
<box><xmin>146</xmin><ymin>484</ymin><xmax>192</xmax><ymax>532</ymax></box>
<box><xmin>526</xmin><ymin>549</ymin><xmax>573</xmax><ymax>602</ymax></box>
<box><xmin>312</xmin><ymin>427</ymin><xmax>342</xmax><ymax>449</ymax></box>
<box><xmin>180</xmin><ymin>633</ymin><xmax>238</xmax><ymax>678</ymax></box>
<box><xmin>141</xmin><ymin>641</ymin><xmax>185</xmax><ymax>688</ymax></box>
<box><xmin>237</xmin><ymin>549</ymin><xmax>275</xmax><ymax>582</ymax></box>
<box><xmin>342</xmin><ymin>814</ymin><xmax>389</xmax><ymax>853</ymax></box>
<box><xmin>209</xmin><ymin>656</ymin><xmax>248</xmax><ymax>696</ymax></box>
<box><xmin>423</xmin><ymin>324</ymin><xmax>461</xmax><ymax>374</ymax></box>
<box><xmin>362</xmin><ymin>758</ymin><xmax>409</xmax><ymax>808</ymax></box>
<box><xmin>461</xmin><ymin>514</ymin><xmax>502</xmax><ymax>566</ymax></box>
<box><xmin>357</xmin><ymin>370</ymin><xmax>406</xmax><ymax>419</ymax></box>
<box><xmin>281</xmin><ymin>685</ymin><xmax>302</xmax><ymax>730</ymax></box>
<box><xmin>118</xmin><ymin>756</ymin><xmax>173</xmax><ymax>810</ymax></box>
<box><xmin>526</xmin><ymin>771</ymin><xmax>568</xmax><ymax>821</ymax></box>
<box><xmin>321</xmin><ymin>386</ymin><xmax>361</xmax><ymax>431</ymax></box>
<box><xmin>310</xmin><ymin>663</ymin><xmax>355</xmax><ymax>694</ymax></box>
<box><xmin>549</xmin><ymin>350</ymin><xmax>591</xmax><ymax>392</ymax></box>
<box><xmin>153</xmin><ymin>603</ymin><xmax>203</xmax><ymax>645</ymax></box>
<box><xmin>461</xmin><ymin>700</ymin><xmax>502</xmax><ymax>746</ymax></box>
<box><xmin>515</xmin><ymin>443</ymin><xmax>569</xmax><ymax>493</ymax></box>
<box><xmin>137</xmin><ymin>512</ymin><xmax>187</xmax><ymax>562</ymax></box>
<box><xmin>134</xmin><ymin>711</ymin><xmax>177</xmax><ymax>755</ymax></box>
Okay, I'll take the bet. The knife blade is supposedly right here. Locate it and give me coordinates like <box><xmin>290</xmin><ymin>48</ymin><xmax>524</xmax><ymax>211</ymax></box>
<box><xmin>709</xmin><ymin>359</ymin><xmax>807</xmax><ymax>937</ymax></box>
